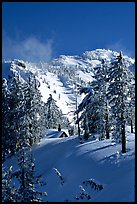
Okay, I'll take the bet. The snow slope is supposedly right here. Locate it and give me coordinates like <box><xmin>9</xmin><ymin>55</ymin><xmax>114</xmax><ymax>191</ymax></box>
<box><xmin>4</xmin><ymin>127</ymin><xmax>135</xmax><ymax>202</ymax></box>
<box><xmin>2</xmin><ymin>49</ymin><xmax>135</xmax><ymax>124</ymax></box>
<box><xmin>2</xmin><ymin>60</ymin><xmax>79</xmax><ymax>123</ymax></box>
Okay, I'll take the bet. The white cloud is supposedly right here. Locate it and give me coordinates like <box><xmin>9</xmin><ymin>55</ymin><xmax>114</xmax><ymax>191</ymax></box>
<box><xmin>2</xmin><ymin>33</ymin><xmax>54</xmax><ymax>62</ymax></box>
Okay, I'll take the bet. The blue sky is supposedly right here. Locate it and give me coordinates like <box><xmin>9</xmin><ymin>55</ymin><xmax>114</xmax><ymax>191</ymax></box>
<box><xmin>2</xmin><ymin>2</ymin><xmax>135</xmax><ymax>62</ymax></box>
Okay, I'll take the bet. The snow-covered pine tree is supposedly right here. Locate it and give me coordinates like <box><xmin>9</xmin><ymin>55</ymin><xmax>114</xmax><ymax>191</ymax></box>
<box><xmin>45</xmin><ymin>94</ymin><xmax>69</xmax><ymax>129</ymax></box>
<box><xmin>91</xmin><ymin>59</ymin><xmax>110</xmax><ymax>140</ymax></box>
<box><xmin>73</xmin><ymin>82</ymin><xmax>81</xmax><ymax>138</ymax></box>
<box><xmin>76</xmin><ymin>87</ymin><xmax>95</xmax><ymax>139</ymax></box>
<box><xmin>12</xmin><ymin>104</ymin><xmax>47</xmax><ymax>202</ymax></box>
<box><xmin>85</xmin><ymin>94</ymin><xmax>100</xmax><ymax>136</ymax></box>
<box><xmin>76</xmin><ymin>77</ymin><xmax>110</xmax><ymax>140</ymax></box>
<box><xmin>24</xmin><ymin>75</ymin><xmax>45</xmax><ymax>145</ymax></box>
<box><xmin>2</xmin><ymin>72</ymin><xmax>45</xmax><ymax>157</ymax></box>
<box><xmin>126</xmin><ymin>73</ymin><xmax>135</xmax><ymax>133</ymax></box>
<box><xmin>2</xmin><ymin>79</ymin><xmax>11</xmax><ymax>161</ymax></box>
<box><xmin>2</xmin><ymin>73</ymin><xmax>47</xmax><ymax>202</ymax></box>
<box><xmin>16</xmin><ymin>147</ymin><xmax>47</xmax><ymax>202</ymax></box>
<box><xmin>5</xmin><ymin>73</ymin><xmax>26</xmax><ymax>156</ymax></box>
<box><xmin>107</xmin><ymin>51</ymin><xmax>130</xmax><ymax>153</ymax></box>
<box><xmin>2</xmin><ymin>165</ymin><xmax>17</xmax><ymax>202</ymax></box>
<box><xmin>46</xmin><ymin>94</ymin><xmax>56</xmax><ymax>129</ymax></box>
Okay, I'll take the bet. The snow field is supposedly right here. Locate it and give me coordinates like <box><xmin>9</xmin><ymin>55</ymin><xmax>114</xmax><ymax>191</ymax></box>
<box><xmin>30</xmin><ymin>128</ymin><xmax>135</xmax><ymax>202</ymax></box>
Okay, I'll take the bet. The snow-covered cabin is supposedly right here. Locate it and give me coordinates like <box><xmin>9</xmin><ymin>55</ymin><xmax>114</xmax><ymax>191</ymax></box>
<box><xmin>46</xmin><ymin>129</ymin><xmax>69</xmax><ymax>138</ymax></box>
<box><xmin>58</xmin><ymin>131</ymin><xmax>68</xmax><ymax>138</ymax></box>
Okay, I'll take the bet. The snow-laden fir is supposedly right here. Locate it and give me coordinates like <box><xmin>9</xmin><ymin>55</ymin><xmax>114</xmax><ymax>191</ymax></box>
<box><xmin>2</xmin><ymin>49</ymin><xmax>135</xmax><ymax>202</ymax></box>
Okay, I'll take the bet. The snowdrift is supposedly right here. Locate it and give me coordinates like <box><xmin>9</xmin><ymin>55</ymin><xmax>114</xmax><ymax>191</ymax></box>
<box><xmin>5</xmin><ymin>127</ymin><xmax>135</xmax><ymax>202</ymax></box>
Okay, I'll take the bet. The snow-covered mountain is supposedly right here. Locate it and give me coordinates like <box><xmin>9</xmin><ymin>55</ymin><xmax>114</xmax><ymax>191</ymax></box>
<box><xmin>51</xmin><ymin>49</ymin><xmax>134</xmax><ymax>68</ymax></box>
<box><xmin>2</xmin><ymin>49</ymin><xmax>135</xmax><ymax>123</ymax></box>
<box><xmin>2</xmin><ymin>49</ymin><xmax>135</xmax><ymax>202</ymax></box>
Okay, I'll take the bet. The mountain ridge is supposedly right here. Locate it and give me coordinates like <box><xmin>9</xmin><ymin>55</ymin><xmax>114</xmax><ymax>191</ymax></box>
<box><xmin>2</xmin><ymin>48</ymin><xmax>135</xmax><ymax>124</ymax></box>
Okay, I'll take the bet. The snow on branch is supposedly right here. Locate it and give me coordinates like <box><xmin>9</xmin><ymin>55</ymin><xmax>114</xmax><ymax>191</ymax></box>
<box><xmin>83</xmin><ymin>179</ymin><xmax>103</xmax><ymax>191</ymax></box>
<box><xmin>53</xmin><ymin>168</ymin><xmax>64</xmax><ymax>185</ymax></box>
<box><xmin>75</xmin><ymin>185</ymin><xmax>91</xmax><ymax>200</ymax></box>
<box><xmin>75</xmin><ymin>178</ymin><xmax>104</xmax><ymax>201</ymax></box>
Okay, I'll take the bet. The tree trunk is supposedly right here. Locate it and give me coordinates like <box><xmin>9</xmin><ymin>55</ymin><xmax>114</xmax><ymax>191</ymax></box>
<box><xmin>131</xmin><ymin>119</ymin><xmax>133</xmax><ymax>133</ymax></box>
<box><xmin>122</xmin><ymin>123</ymin><xmax>126</xmax><ymax>153</ymax></box>
<box><xmin>58</xmin><ymin>124</ymin><xmax>61</xmax><ymax>131</ymax></box>
<box><xmin>121</xmin><ymin>93</ymin><xmax>126</xmax><ymax>153</ymax></box>
<box><xmin>84</xmin><ymin>113</ymin><xmax>90</xmax><ymax>140</ymax></box>
<box><xmin>75</xmin><ymin>85</ymin><xmax>81</xmax><ymax>139</ymax></box>
<box><xmin>84</xmin><ymin>129</ymin><xmax>89</xmax><ymax>140</ymax></box>
<box><xmin>77</xmin><ymin>113</ymin><xmax>81</xmax><ymax>138</ymax></box>
<box><xmin>106</xmin><ymin>113</ymin><xmax>110</xmax><ymax>139</ymax></box>
<box><xmin>105</xmin><ymin>100</ymin><xmax>110</xmax><ymax>139</ymax></box>
<box><xmin>106</xmin><ymin>130</ymin><xmax>109</xmax><ymax>139</ymax></box>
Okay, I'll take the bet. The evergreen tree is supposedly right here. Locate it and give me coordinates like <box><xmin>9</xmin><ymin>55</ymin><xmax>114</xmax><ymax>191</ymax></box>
<box><xmin>108</xmin><ymin>52</ymin><xmax>130</xmax><ymax>153</ymax></box>
<box><xmin>2</xmin><ymin>79</ymin><xmax>11</xmax><ymax>160</ymax></box>
<box><xmin>76</xmin><ymin>87</ymin><xmax>95</xmax><ymax>139</ymax></box>
<box><xmin>126</xmin><ymin>74</ymin><xmax>135</xmax><ymax>133</ymax></box>
<box><xmin>74</xmin><ymin>83</ymin><xmax>81</xmax><ymax>138</ymax></box>
<box><xmin>91</xmin><ymin>59</ymin><xmax>110</xmax><ymax>140</ymax></box>
<box><xmin>45</xmin><ymin>94</ymin><xmax>69</xmax><ymax>129</ymax></box>
<box><xmin>16</xmin><ymin>147</ymin><xmax>47</xmax><ymax>202</ymax></box>
<box><xmin>2</xmin><ymin>166</ymin><xmax>17</xmax><ymax>202</ymax></box>
<box><xmin>2</xmin><ymin>72</ymin><xmax>46</xmax><ymax>157</ymax></box>
<box><xmin>2</xmin><ymin>74</ymin><xmax>47</xmax><ymax>202</ymax></box>
<box><xmin>5</xmin><ymin>73</ymin><xmax>26</xmax><ymax>156</ymax></box>
<box><xmin>24</xmin><ymin>75</ymin><xmax>44</xmax><ymax>145</ymax></box>
<box><xmin>76</xmin><ymin>80</ymin><xmax>110</xmax><ymax>140</ymax></box>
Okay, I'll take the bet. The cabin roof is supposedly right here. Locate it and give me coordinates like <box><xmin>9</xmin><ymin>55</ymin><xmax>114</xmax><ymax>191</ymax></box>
<box><xmin>46</xmin><ymin>129</ymin><xmax>69</xmax><ymax>138</ymax></box>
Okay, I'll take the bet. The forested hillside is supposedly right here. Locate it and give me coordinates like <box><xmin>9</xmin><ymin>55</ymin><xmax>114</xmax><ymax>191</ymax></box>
<box><xmin>2</xmin><ymin>49</ymin><xmax>135</xmax><ymax>202</ymax></box>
